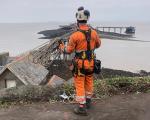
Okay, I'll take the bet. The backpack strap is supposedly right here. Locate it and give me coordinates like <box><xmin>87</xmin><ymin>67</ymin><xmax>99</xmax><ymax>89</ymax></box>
<box><xmin>74</xmin><ymin>28</ymin><xmax>94</xmax><ymax>76</ymax></box>
<box><xmin>77</xmin><ymin>28</ymin><xmax>91</xmax><ymax>51</ymax></box>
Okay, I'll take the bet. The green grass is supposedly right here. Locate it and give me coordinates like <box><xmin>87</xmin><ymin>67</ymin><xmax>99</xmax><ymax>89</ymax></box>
<box><xmin>63</xmin><ymin>76</ymin><xmax>150</xmax><ymax>98</ymax></box>
<box><xmin>0</xmin><ymin>77</ymin><xmax>149</xmax><ymax>107</ymax></box>
<box><xmin>94</xmin><ymin>76</ymin><xmax>150</xmax><ymax>98</ymax></box>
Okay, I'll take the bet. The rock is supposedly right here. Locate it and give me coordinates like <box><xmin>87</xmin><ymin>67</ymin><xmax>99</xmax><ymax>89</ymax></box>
<box><xmin>47</xmin><ymin>75</ymin><xmax>65</xmax><ymax>88</ymax></box>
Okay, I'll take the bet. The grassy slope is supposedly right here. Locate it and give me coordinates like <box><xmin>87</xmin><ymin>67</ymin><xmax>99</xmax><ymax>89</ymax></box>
<box><xmin>0</xmin><ymin>76</ymin><xmax>149</xmax><ymax>107</ymax></box>
<box><xmin>64</xmin><ymin>76</ymin><xmax>150</xmax><ymax>98</ymax></box>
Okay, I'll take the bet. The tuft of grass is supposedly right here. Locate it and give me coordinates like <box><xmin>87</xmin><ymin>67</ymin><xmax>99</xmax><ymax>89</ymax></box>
<box><xmin>63</xmin><ymin>84</ymin><xmax>75</xmax><ymax>96</ymax></box>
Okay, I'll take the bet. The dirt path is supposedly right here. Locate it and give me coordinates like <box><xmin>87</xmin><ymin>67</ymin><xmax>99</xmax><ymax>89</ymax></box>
<box><xmin>0</xmin><ymin>93</ymin><xmax>150</xmax><ymax>120</ymax></box>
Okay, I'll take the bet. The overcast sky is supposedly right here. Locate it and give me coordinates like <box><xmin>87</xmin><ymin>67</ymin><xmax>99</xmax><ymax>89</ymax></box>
<box><xmin>0</xmin><ymin>0</ymin><xmax>150</xmax><ymax>23</ymax></box>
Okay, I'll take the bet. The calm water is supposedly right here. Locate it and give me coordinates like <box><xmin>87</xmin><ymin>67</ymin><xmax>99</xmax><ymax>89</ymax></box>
<box><xmin>0</xmin><ymin>22</ymin><xmax>150</xmax><ymax>72</ymax></box>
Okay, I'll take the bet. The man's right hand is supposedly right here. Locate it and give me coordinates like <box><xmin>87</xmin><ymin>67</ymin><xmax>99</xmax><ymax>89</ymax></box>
<box><xmin>58</xmin><ymin>40</ymin><xmax>63</xmax><ymax>45</ymax></box>
<box><xmin>58</xmin><ymin>41</ymin><xmax>65</xmax><ymax>52</ymax></box>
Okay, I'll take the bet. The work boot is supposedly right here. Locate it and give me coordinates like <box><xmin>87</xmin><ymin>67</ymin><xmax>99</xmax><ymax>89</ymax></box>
<box><xmin>74</xmin><ymin>104</ymin><xmax>88</xmax><ymax>116</ymax></box>
<box><xmin>86</xmin><ymin>98</ymin><xmax>92</xmax><ymax>109</ymax></box>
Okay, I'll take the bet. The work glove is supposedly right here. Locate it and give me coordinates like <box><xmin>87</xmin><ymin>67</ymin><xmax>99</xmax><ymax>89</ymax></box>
<box><xmin>58</xmin><ymin>40</ymin><xmax>65</xmax><ymax>52</ymax></box>
<box><xmin>58</xmin><ymin>40</ymin><xmax>63</xmax><ymax>45</ymax></box>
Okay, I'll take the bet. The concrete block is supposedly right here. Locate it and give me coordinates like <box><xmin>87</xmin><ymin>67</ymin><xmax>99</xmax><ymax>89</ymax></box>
<box><xmin>47</xmin><ymin>75</ymin><xmax>65</xmax><ymax>88</ymax></box>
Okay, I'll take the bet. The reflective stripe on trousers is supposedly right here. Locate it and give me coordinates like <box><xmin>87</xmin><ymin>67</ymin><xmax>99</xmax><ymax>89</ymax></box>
<box><xmin>76</xmin><ymin>96</ymin><xmax>86</xmax><ymax>104</ymax></box>
<box><xmin>74</xmin><ymin>74</ymin><xmax>93</xmax><ymax>104</ymax></box>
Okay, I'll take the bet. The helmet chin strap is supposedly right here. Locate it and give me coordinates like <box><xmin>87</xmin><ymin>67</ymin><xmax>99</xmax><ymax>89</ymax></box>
<box><xmin>77</xmin><ymin>21</ymin><xmax>87</xmax><ymax>27</ymax></box>
<box><xmin>79</xmin><ymin>23</ymin><xmax>87</xmax><ymax>25</ymax></box>
<box><xmin>77</xmin><ymin>20</ymin><xmax>87</xmax><ymax>23</ymax></box>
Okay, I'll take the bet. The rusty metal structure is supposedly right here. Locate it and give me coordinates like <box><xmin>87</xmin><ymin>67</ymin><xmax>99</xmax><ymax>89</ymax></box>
<box><xmin>28</xmin><ymin>30</ymin><xmax>74</xmax><ymax>68</ymax></box>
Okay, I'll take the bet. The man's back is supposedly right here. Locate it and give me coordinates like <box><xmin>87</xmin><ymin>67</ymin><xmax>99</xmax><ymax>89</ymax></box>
<box><xmin>67</xmin><ymin>24</ymin><xmax>101</xmax><ymax>53</ymax></box>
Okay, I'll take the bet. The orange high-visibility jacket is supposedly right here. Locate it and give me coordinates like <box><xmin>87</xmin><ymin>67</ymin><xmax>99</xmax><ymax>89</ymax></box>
<box><xmin>65</xmin><ymin>24</ymin><xmax>101</xmax><ymax>53</ymax></box>
<box><xmin>61</xmin><ymin>24</ymin><xmax>101</xmax><ymax>70</ymax></box>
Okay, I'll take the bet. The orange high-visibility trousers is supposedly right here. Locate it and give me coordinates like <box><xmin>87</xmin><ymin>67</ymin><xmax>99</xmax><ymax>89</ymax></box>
<box><xmin>74</xmin><ymin>74</ymin><xmax>93</xmax><ymax>104</ymax></box>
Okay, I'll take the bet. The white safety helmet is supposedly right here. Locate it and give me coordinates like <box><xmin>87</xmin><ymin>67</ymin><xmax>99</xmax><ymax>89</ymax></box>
<box><xmin>76</xmin><ymin>6</ymin><xmax>90</xmax><ymax>22</ymax></box>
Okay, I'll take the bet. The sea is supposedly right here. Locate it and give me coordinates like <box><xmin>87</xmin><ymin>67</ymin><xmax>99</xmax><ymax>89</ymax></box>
<box><xmin>0</xmin><ymin>22</ymin><xmax>150</xmax><ymax>72</ymax></box>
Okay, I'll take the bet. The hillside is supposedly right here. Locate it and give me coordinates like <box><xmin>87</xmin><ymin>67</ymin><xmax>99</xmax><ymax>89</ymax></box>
<box><xmin>0</xmin><ymin>76</ymin><xmax>149</xmax><ymax>120</ymax></box>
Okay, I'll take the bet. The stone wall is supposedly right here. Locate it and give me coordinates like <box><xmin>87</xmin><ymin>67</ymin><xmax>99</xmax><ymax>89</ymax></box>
<box><xmin>0</xmin><ymin>52</ymin><xmax>9</xmax><ymax>66</ymax></box>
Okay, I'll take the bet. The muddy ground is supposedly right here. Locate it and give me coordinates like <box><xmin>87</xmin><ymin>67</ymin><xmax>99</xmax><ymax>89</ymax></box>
<box><xmin>0</xmin><ymin>93</ymin><xmax>149</xmax><ymax>120</ymax></box>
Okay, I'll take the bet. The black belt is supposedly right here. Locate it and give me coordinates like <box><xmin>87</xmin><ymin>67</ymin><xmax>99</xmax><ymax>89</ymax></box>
<box><xmin>80</xmin><ymin>68</ymin><xmax>94</xmax><ymax>75</ymax></box>
<box><xmin>75</xmin><ymin>51</ymin><xmax>94</xmax><ymax>60</ymax></box>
